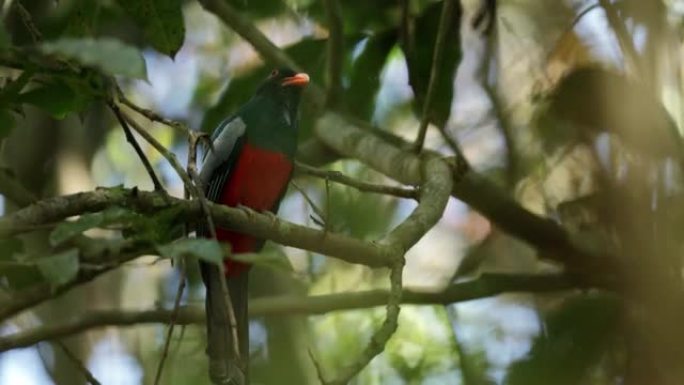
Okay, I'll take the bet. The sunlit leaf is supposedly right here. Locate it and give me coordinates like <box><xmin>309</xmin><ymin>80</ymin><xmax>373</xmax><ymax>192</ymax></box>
<box><xmin>41</xmin><ymin>37</ymin><xmax>148</xmax><ymax>79</ymax></box>
<box><xmin>115</xmin><ymin>0</ymin><xmax>185</xmax><ymax>57</ymax></box>
<box><xmin>49</xmin><ymin>206</ymin><xmax>140</xmax><ymax>246</ymax></box>
<box><xmin>37</xmin><ymin>248</ymin><xmax>80</xmax><ymax>287</ymax></box>
<box><xmin>157</xmin><ymin>238</ymin><xmax>224</xmax><ymax>265</ymax></box>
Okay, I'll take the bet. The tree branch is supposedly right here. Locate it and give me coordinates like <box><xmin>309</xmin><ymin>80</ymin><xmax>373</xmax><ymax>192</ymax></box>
<box><xmin>0</xmin><ymin>168</ymin><xmax>38</xmax><ymax>207</ymax></box>
<box><xmin>295</xmin><ymin>162</ymin><xmax>418</xmax><ymax>200</ymax></box>
<box><xmin>315</xmin><ymin>113</ymin><xmax>617</xmax><ymax>278</ymax></box>
<box><xmin>0</xmin><ymin>273</ymin><xmax>578</xmax><ymax>352</ymax></box>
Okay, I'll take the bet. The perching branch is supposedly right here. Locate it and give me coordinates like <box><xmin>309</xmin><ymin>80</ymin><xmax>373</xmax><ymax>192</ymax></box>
<box><xmin>413</xmin><ymin>0</ymin><xmax>457</xmax><ymax>151</ymax></box>
<box><xmin>0</xmin><ymin>273</ymin><xmax>578</xmax><ymax>352</ymax></box>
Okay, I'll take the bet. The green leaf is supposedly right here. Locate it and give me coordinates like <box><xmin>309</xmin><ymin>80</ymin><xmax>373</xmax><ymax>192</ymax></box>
<box><xmin>41</xmin><ymin>38</ymin><xmax>148</xmax><ymax>79</ymax></box>
<box><xmin>115</xmin><ymin>0</ymin><xmax>185</xmax><ymax>57</ymax></box>
<box><xmin>49</xmin><ymin>207</ymin><xmax>140</xmax><ymax>246</ymax></box>
<box><xmin>157</xmin><ymin>238</ymin><xmax>224</xmax><ymax>265</ymax></box>
<box><xmin>0</xmin><ymin>109</ymin><xmax>15</xmax><ymax>138</ymax></box>
<box><xmin>0</xmin><ymin>15</ymin><xmax>9</xmax><ymax>52</ymax></box>
<box><xmin>402</xmin><ymin>1</ymin><xmax>462</xmax><ymax>127</ymax></box>
<box><xmin>17</xmin><ymin>81</ymin><xmax>87</xmax><ymax>119</ymax></box>
<box><xmin>37</xmin><ymin>248</ymin><xmax>80</xmax><ymax>287</ymax></box>
<box><xmin>505</xmin><ymin>294</ymin><xmax>620</xmax><ymax>385</ymax></box>
<box><xmin>62</xmin><ymin>0</ymin><xmax>100</xmax><ymax>37</ymax></box>
<box><xmin>231</xmin><ymin>250</ymin><xmax>292</xmax><ymax>272</ymax></box>
<box><xmin>0</xmin><ymin>238</ymin><xmax>24</xmax><ymax>261</ymax></box>
<box><xmin>344</xmin><ymin>31</ymin><xmax>397</xmax><ymax>120</ymax></box>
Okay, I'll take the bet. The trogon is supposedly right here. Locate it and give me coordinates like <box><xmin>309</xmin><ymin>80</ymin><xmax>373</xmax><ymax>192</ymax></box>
<box><xmin>198</xmin><ymin>68</ymin><xmax>309</xmax><ymax>384</ymax></box>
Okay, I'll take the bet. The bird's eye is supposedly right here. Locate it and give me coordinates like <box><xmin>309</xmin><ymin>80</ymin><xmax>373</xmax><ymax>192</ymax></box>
<box><xmin>270</xmin><ymin>69</ymin><xmax>279</xmax><ymax>77</ymax></box>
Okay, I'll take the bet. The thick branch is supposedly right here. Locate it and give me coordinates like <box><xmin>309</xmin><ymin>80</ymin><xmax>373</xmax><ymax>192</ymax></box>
<box><xmin>0</xmin><ymin>273</ymin><xmax>578</xmax><ymax>352</ymax></box>
<box><xmin>315</xmin><ymin>113</ymin><xmax>615</xmax><ymax>275</ymax></box>
<box><xmin>0</xmin><ymin>187</ymin><xmax>391</xmax><ymax>267</ymax></box>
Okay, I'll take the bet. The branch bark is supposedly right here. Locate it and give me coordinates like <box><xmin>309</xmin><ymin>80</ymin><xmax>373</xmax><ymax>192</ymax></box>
<box><xmin>0</xmin><ymin>273</ymin><xmax>578</xmax><ymax>352</ymax></box>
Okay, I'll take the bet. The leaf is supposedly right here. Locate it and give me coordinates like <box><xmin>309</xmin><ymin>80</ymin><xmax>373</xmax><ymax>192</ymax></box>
<box><xmin>505</xmin><ymin>294</ymin><xmax>620</xmax><ymax>385</ymax></box>
<box><xmin>231</xmin><ymin>250</ymin><xmax>292</xmax><ymax>272</ymax></box>
<box><xmin>402</xmin><ymin>0</ymin><xmax>463</xmax><ymax>127</ymax></box>
<box><xmin>49</xmin><ymin>207</ymin><xmax>140</xmax><ymax>246</ymax></box>
<box><xmin>0</xmin><ymin>238</ymin><xmax>24</xmax><ymax>261</ymax></box>
<box><xmin>0</xmin><ymin>15</ymin><xmax>9</xmax><ymax>52</ymax></box>
<box><xmin>543</xmin><ymin>67</ymin><xmax>680</xmax><ymax>159</ymax></box>
<box><xmin>41</xmin><ymin>38</ymin><xmax>148</xmax><ymax>79</ymax></box>
<box><xmin>344</xmin><ymin>31</ymin><xmax>397</xmax><ymax>120</ymax></box>
<box><xmin>62</xmin><ymin>0</ymin><xmax>100</xmax><ymax>37</ymax></box>
<box><xmin>37</xmin><ymin>248</ymin><xmax>80</xmax><ymax>287</ymax></box>
<box><xmin>115</xmin><ymin>0</ymin><xmax>185</xmax><ymax>57</ymax></box>
<box><xmin>157</xmin><ymin>238</ymin><xmax>224</xmax><ymax>265</ymax></box>
<box><xmin>224</xmin><ymin>0</ymin><xmax>286</xmax><ymax>19</ymax></box>
<box><xmin>0</xmin><ymin>109</ymin><xmax>15</xmax><ymax>138</ymax></box>
<box><xmin>17</xmin><ymin>81</ymin><xmax>88</xmax><ymax>119</ymax></box>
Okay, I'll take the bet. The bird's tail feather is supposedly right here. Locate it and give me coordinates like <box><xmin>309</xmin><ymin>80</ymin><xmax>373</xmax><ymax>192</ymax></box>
<box><xmin>201</xmin><ymin>262</ymin><xmax>250</xmax><ymax>385</ymax></box>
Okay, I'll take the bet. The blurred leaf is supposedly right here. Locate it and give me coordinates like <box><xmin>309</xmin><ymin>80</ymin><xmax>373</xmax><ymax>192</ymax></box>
<box><xmin>115</xmin><ymin>0</ymin><xmax>185</xmax><ymax>57</ymax></box>
<box><xmin>402</xmin><ymin>0</ymin><xmax>462</xmax><ymax>126</ymax></box>
<box><xmin>505</xmin><ymin>294</ymin><xmax>621</xmax><ymax>385</ymax></box>
<box><xmin>41</xmin><ymin>37</ymin><xmax>148</xmax><ymax>79</ymax></box>
<box><xmin>232</xmin><ymin>250</ymin><xmax>293</xmax><ymax>272</ymax></box>
<box><xmin>62</xmin><ymin>0</ymin><xmax>100</xmax><ymax>37</ymax></box>
<box><xmin>0</xmin><ymin>109</ymin><xmax>15</xmax><ymax>138</ymax></box>
<box><xmin>306</xmin><ymin>0</ymin><xmax>399</xmax><ymax>33</ymax></box>
<box><xmin>225</xmin><ymin>0</ymin><xmax>287</xmax><ymax>19</ymax></box>
<box><xmin>157</xmin><ymin>238</ymin><xmax>224</xmax><ymax>265</ymax></box>
<box><xmin>343</xmin><ymin>31</ymin><xmax>397</xmax><ymax>120</ymax></box>
<box><xmin>543</xmin><ymin>67</ymin><xmax>680</xmax><ymax>158</ymax></box>
<box><xmin>0</xmin><ymin>238</ymin><xmax>24</xmax><ymax>261</ymax></box>
<box><xmin>17</xmin><ymin>80</ymin><xmax>90</xmax><ymax>119</ymax></box>
<box><xmin>36</xmin><ymin>248</ymin><xmax>80</xmax><ymax>287</ymax></box>
<box><xmin>0</xmin><ymin>16</ymin><xmax>9</xmax><ymax>52</ymax></box>
<box><xmin>49</xmin><ymin>206</ymin><xmax>140</xmax><ymax>246</ymax></box>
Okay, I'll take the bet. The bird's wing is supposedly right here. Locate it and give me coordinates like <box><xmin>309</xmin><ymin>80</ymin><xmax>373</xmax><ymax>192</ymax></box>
<box><xmin>199</xmin><ymin>116</ymin><xmax>247</xmax><ymax>202</ymax></box>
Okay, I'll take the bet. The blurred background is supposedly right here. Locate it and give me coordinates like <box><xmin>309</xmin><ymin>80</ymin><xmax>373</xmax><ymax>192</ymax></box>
<box><xmin>2</xmin><ymin>0</ymin><xmax>684</xmax><ymax>384</ymax></box>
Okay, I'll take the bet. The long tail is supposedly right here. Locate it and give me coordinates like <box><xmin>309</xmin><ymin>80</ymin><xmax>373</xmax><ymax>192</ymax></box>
<box><xmin>200</xmin><ymin>261</ymin><xmax>250</xmax><ymax>385</ymax></box>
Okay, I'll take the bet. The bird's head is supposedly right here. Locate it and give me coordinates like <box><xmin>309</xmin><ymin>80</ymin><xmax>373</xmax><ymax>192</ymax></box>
<box><xmin>255</xmin><ymin>68</ymin><xmax>310</xmax><ymax>112</ymax></box>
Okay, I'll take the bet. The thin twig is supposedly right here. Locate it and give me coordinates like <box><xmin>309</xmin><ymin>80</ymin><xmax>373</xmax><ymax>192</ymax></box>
<box><xmin>320</xmin><ymin>261</ymin><xmax>405</xmax><ymax>385</ymax></box>
<box><xmin>323</xmin><ymin>0</ymin><xmax>344</xmax><ymax>106</ymax></box>
<box><xmin>295</xmin><ymin>162</ymin><xmax>418</xmax><ymax>200</ymax></box>
<box><xmin>56</xmin><ymin>341</ymin><xmax>103</xmax><ymax>385</ymax></box>
<box><xmin>153</xmin><ymin>263</ymin><xmax>187</xmax><ymax>385</ymax></box>
<box><xmin>109</xmin><ymin>102</ymin><xmax>165</xmax><ymax>192</ymax></box>
<box><xmin>116</xmin><ymin>88</ymin><xmax>191</xmax><ymax>136</ymax></box>
<box><xmin>292</xmin><ymin>181</ymin><xmax>327</xmax><ymax>227</ymax></box>
<box><xmin>413</xmin><ymin>0</ymin><xmax>456</xmax><ymax>152</ymax></box>
<box><xmin>14</xmin><ymin>1</ymin><xmax>42</xmax><ymax>43</ymax></box>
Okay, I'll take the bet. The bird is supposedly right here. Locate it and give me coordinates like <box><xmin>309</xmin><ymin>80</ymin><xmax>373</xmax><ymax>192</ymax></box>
<box><xmin>198</xmin><ymin>68</ymin><xmax>309</xmax><ymax>385</ymax></box>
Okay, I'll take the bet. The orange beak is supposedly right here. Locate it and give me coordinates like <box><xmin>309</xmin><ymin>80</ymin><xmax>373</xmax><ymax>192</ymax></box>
<box><xmin>281</xmin><ymin>73</ymin><xmax>310</xmax><ymax>87</ymax></box>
